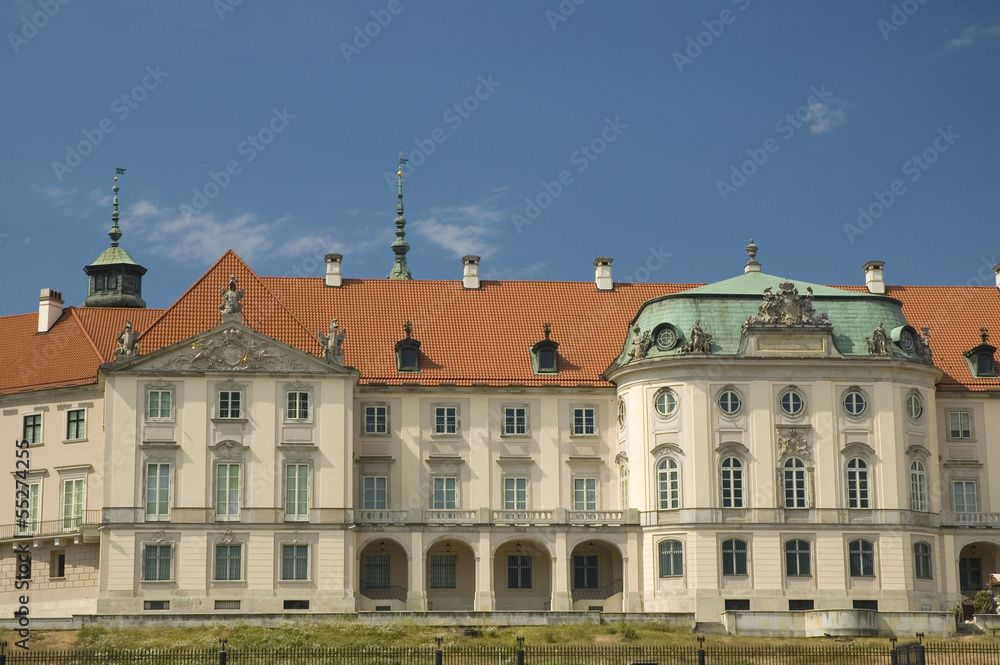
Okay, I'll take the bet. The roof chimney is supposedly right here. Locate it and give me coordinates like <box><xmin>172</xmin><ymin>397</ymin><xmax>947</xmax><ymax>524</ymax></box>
<box><xmin>994</xmin><ymin>261</ymin><xmax>1000</xmax><ymax>291</ymax></box>
<box><xmin>594</xmin><ymin>257</ymin><xmax>613</xmax><ymax>291</ymax></box>
<box><xmin>462</xmin><ymin>255</ymin><xmax>480</xmax><ymax>290</ymax></box>
<box><xmin>38</xmin><ymin>288</ymin><xmax>64</xmax><ymax>333</ymax></box>
<box><xmin>324</xmin><ymin>253</ymin><xmax>343</xmax><ymax>288</ymax></box>
<box><xmin>863</xmin><ymin>261</ymin><xmax>885</xmax><ymax>294</ymax></box>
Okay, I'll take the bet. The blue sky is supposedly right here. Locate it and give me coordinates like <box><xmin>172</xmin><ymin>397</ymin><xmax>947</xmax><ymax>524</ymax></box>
<box><xmin>2</xmin><ymin>1</ymin><xmax>998</xmax><ymax>316</ymax></box>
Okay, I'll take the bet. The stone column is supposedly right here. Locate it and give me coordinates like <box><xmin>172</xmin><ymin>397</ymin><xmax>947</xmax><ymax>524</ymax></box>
<box><xmin>474</xmin><ymin>530</ymin><xmax>494</xmax><ymax>610</ymax></box>
<box><xmin>551</xmin><ymin>531</ymin><xmax>571</xmax><ymax>611</ymax></box>
<box><xmin>407</xmin><ymin>531</ymin><xmax>427</xmax><ymax>610</ymax></box>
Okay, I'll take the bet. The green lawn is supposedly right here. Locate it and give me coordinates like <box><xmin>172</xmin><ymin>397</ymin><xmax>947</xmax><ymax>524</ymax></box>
<box><xmin>3</xmin><ymin>621</ymin><xmax>997</xmax><ymax>651</ymax></box>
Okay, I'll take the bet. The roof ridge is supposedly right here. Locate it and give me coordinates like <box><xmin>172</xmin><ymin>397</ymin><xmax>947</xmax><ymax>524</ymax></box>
<box><xmin>140</xmin><ymin>249</ymin><xmax>241</xmax><ymax>342</ymax></box>
<box><xmin>68</xmin><ymin>307</ymin><xmax>107</xmax><ymax>363</ymax></box>
<box><xmin>251</xmin><ymin>267</ymin><xmax>317</xmax><ymax>350</ymax></box>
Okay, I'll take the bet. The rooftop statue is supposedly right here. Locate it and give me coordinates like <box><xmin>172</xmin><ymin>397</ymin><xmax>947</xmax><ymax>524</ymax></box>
<box><xmin>220</xmin><ymin>275</ymin><xmax>244</xmax><ymax>314</ymax></box>
<box><xmin>318</xmin><ymin>318</ymin><xmax>346</xmax><ymax>364</ymax></box>
<box><xmin>114</xmin><ymin>320</ymin><xmax>140</xmax><ymax>358</ymax></box>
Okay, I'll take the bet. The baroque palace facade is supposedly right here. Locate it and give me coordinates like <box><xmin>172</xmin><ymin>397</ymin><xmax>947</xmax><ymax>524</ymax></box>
<box><xmin>2</xmin><ymin>177</ymin><xmax>1000</xmax><ymax>631</ymax></box>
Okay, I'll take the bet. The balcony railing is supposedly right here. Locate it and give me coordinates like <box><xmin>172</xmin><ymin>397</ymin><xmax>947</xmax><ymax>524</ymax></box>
<box><xmin>569</xmin><ymin>510</ymin><xmax>624</xmax><ymax>525</ymax></box>
<box><xmin>946</xmin><ymin>512</ymin><xmax>1000</xmax><ymax>526</ymax></box>
<box><xmin>356</xmin><ymin>509</ymin><xmax>409</xmax><ymax>524</ymax></box>
<box><xmin>425</xmin><ymin>509</ymin><xmax>477</xmax><ymax>524</ymax></box>
<box><xmin>492</xmin><ymin>510</ymin><xmax>555</xmax><ymax>525</ymax></box>
<box><xmin>0</xmin><ymin>510</ymin><xmax>102</xmax><ymax>541</ymax></box>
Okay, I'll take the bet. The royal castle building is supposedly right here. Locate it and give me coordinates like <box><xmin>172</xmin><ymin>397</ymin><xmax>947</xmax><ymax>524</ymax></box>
<box><xmin>2</xmin><ymin>173</ymin><xmax>999</xmax><ymax>635</ymax></box>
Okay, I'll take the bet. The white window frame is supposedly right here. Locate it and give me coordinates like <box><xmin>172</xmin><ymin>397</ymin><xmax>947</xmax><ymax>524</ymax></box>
<box><xmin>717</xmin><ymin>388</ymin><xmax>743</xmax><ymax>416</ymax></box>
<box><xmin>657</xmin><ymin>457</ymin><xmax>680</xmax><ymax>510</ymax></box>
<box><xmin>146</xmin><ymin>388</ymin><xmax>174</xmax><ymax>421</ymax></box>
<box><xmin>573</xmin><ymin>477</ymin><xmax>598</xmax><ymax>511</ymax></box>
<box><xmin>953</xmin><ymin>480</ymin><xmax>978</xmax><ymax>513</ymax></box>
<box><xmin>653</xmin><ymin>388</ymin><xmax>678</xmax><ymax>419</ymax></box>
<box><xmin>217</xmin><ymin>389</ymin><xmax>244</xmax><ymax>420</ymax></box>
<box><xmin>503</xmin><ymin>476</ymin><xmax>528</xmax><ymax>510</ymax></box>
<box><xmin>60</xmin><ymin>476</ymin><xmax>85</xmax><ymax>531</ymax></box>
<box><xmin>720</xmin><ymin>456</ymin><xmax>745</xmax><ymax>508</ymax></box>
<box><xmin>909</xmin><ymin>460</ymin><xmax>928</xmax><ymax>512</ymax></box>
<box><xmin>285</xmin><ymin>390</ymin><xmax>311</xmax><ymax>422</ymax></box>
<box><xmin>502</xmin><ymin>406</ymin><xmax>528</xmax><ymax>436</ymax></box>
<box><xmin>846</xmin><ymin>457</ymin><xmax>871</xmax><ymax>509</ymax></box>
<box><xmin>658</xmin><ymin>539</ymin><xmax>684</xmax><ymax>577</ymax></box>
<box><xmin>362</xmin><ymin>475</ymin><xmax>388</xmax><ymax>510</ymax></box>
<box><xmin>432</xmin><ymin>476</ymin><xmax>458</xmax><ymax>510</ymax></box>
<box><xmin>783</xmin><ymin>457</ymin><xmax>807</xmax><ymax>509</ymax></box>
<box><xmin>363</xmin><ymin>404</ymin><xmax>389</xmax><ymax>436</ymax></box>
<box><xmin>22</xmin><ymin>413</ymin><xmax>43</xmax><ymax>445</ymax></box>
<box><xmin>947</xmin><ymin>410</ymin><xmax>973</xmax><ymax>440</ymax></box>
<box><xmin>145</xmin><ymin>462</ymin><xmax>171</xmax><ymax>521</ymax></box>
<box><xmin>779</xmin><ymin>388</ymin><xmax>805</xmax><ymax>417</ymax></box>
<box><xmin>434</xmin><ymin>405</ymin><xmax>459</xmax><ymax>435</ymax></box>
<box><xmin>16</xmin><ymin>477</ymin><xmax>42</xmax><ymax>536</ymax></box>
<box><xmin>215</xmin><ymin>463</ymin><xmax>242</xmax><ymax>521</ymax></box>
<box><xmin>66</xmin><ymin>408</ymin><xmax>86</xmax><ymax>441</ymax></box>
<box><xmin>571</xmin><ymin>406</ymin><xmax>597</xmax><ymax>436</ymax></box>
<box><xmin>284</xmin><ymin>463</ymin><xmax>310</xmax><ymax>521</ymax></box>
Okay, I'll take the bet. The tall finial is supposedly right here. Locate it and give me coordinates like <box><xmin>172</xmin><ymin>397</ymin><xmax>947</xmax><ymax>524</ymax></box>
<box><xmin>387</xmin><ymin>152</ymin><xmax>413</xmax><ymax>279</ymax></box>
<box><xmin>744</xmin><ymin>239</ymin><xmax>761</xmax><ymax>273</ymax></box>
<box><xmin>109</xmin><ymin>167</ymin><xmax>126</xmax><ymax>247</ymax></box>
<box><xmin>982</xmin><ymin>327</ymin><xmax>989</xmax><ymax>344</ymax></box>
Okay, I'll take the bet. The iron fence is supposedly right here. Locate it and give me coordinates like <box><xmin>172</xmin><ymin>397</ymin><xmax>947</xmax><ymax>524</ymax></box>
<box><xmin>3</xmin><ymin>642</ymin><xmax>1000</xmax><ymax>665</ymax></box>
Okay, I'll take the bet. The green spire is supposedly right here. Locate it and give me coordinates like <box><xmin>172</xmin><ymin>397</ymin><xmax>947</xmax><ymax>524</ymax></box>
<box><xmin>109</xmin><ymin>175</ymin><xmax>122</xmax><ymax>247</ymax></box>
<box><xmin>387</xmin><ymin>153</ymin><xmax>412</xmax><ymax>280</ymax></box>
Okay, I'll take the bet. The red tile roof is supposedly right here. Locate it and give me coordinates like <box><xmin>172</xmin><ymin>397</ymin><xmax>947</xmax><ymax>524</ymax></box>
<box><xmin>2</xmin><ymin>252</ymin><xmax>997</xmax><ymax>395</ymax></box>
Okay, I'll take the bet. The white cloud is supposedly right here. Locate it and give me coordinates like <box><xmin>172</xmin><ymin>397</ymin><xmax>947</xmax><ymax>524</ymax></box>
<box><xmin>945</xmin><ymin>24</ymin><xmax>1000</xmax><ymax>50</ymax></box>
<box><xmin>33</xmin><ymin>186</ymin><xmax>77</xmax><ymax>202</ymax></box>
<box><xmin>413</xmin><ymin>193</ymin><xmax>507</xmax><ymax>259</ymax></box>
<box><xmin>805</xmin><ymin>100</ymin><xmax>847</xmax><ymax>135</ymax></box>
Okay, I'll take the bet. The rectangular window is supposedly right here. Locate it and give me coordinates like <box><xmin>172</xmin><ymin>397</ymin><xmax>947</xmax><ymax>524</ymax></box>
<box><xmin>722</xmin><ymin>539</ymin><xmax>748</xmax><ymax>576</ymax></box>
<box><xmin>285</xmin><ymin>464</ymin><xmax>309</xmax><ymax>520</ymax></box>
<box><xmin>62</xmin><ymin>477</ymin><xmax>84</xmax><ymax>530</ymax></box>
<box><xmin>216</xmin><ymin>464</ymin><xmax>241</xmax><ymax>520</ymax></box>
<box><xmin>503</xmin><ymin>477</ymin><xmax>528</xmax><ymax>510</ymax></box>
<box><xmin>784</xmin><ymin>540</ymin><xmax>811</xmax><ymax>577</ymax></box>
<box><xmin>144</xmin><ymin>544</ymin><xmax>172</xmax><ymax>581</ymax></box>
<box><xmin>503</xmin><ymin>407</ymin><xmax>527</xmax><ymax>435</ymax></box>
<box><xmin>214</xmin><ymin>544</ymin><xmax>242</xmax><ymax>581</ymax></box>
<box><xmin>914</xmin><ymin>543</ymin><xmax>933</xmax><ymax>580</ymax></box>
<box><xmin>286</xmin><ymin>391</ymin><xmax>309</xmax><ymax>420</ymax></box>
<box><xmin>145</xmin><ymin>463</ymin><xmax>170</xmax><ymax>520</ymax></box>
<box><xmin>434</xmin><ymin>406</ymin><xmax>458</xmax><ymax>434</ymax></box>
<box><xmin>362</xmin><ymin>476</ymin><xmax>387</xmax><ymax>510</ymax></box>
<box><xmin>281</xmin><ymin>544</ymin><xmax>308</xmax><ymax>581</ymax></box>
<box><xmin>430</xmin><ymin>554</ymin><xmax>456</xmax><ymax>588</ymax></box>
<box><xmin>789</xmin><ymin>600</ymin><xmax>814</xmax><ymax>611</ymax></box>
<box><xmin>147</xmin><ymin>390</ymin><xmax>173</xmax><ymax>420</ymax></box>
<box><xmin>364</xmin><ymin>554</ymin><xmax>390</xmax><ymax>589</ymax></box>
<box><xmin>725</xmin><ymin>599</ymin><xmax>750</xmax><ymax>611</ymax></box>
<box><xmin>572</xmin><ymin>407</ymin><xmax>596</xmax><ymax>436</ymax></box>
<box><xmin>848</xmin><ymin>540</ymin><xmax>875</xmax><ymax>577</ymax></box>
<box><xmin>17</xmin><ymin>480</ymin><xmax>41</xmax><ymax>535</ymax></box>
<box><xmin>573</xmin><ymin>554</ymin><xmax>599</xmax><ymax>589</ymax></box>
<box><xmin>364</xmin><ymin>405</ymin><xmax>388</xmax><ymax>435</ymax></box>
<box><xmin>507</xmin><ymin>555</ymin><xmax>532</xmax><ymax>589</ymax></box>
<box><xmin>66</xmin><ymin>409</ymin><xmax>86</xmax><ymax>440</ymax></box>
<box><xmin>573</xmin><ymin>478</ymin><xmax>597</xmax><ymax>511</ymax></box>
<box><xmin>433</xmin><ymin>477</ymin><xmax>457</xmax><ymax>509</ymax></box>
<box><xmin>948</xmin><ymin>411</ymin><xmax>972</xmax><ymax>439</ymax></box>
<box><xmin>23</xmin><ymin>414</ymin><xmax>42</xmax><ymax>444</ymax></box>
<box><xmin>218</xmin><ymin>391</ymin><xmax>243</xmax><ymax>419</ymax></box>
<box><xmin>953</xmin><ymin>481</ymin><xmax>978</xmax><ymax>513</ymax></box>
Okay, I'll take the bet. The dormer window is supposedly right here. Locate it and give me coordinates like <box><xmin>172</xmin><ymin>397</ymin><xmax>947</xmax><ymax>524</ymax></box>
<box><xmin>530</xmin><ymin>323</ymin><xmax>559</xmax><ymax>374</ymax></box>
<box><xmin>964</xmin><ymin>328</ymin><xmax>997</xmax><ymax>378</ymax></box>
<box><xmin>395</xmin><ymin>320</ymin><xmax>421</xmax><ymax>372</ymax></box>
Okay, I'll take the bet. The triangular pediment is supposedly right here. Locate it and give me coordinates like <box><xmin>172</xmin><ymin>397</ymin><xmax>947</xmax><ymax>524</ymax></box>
<box><xmin>108</xmin><ymin>321</ymin><xmax>354</xmax><ymax>376</ymax></box>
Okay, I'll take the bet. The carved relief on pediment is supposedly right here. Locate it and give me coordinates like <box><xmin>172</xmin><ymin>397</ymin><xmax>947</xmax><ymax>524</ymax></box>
<box><xmin>147</xmin><ymin>326</ymin><xmax>312</xmax><ymax>372</ymax></box>
<box><xmin>776</xmin><ymin>427</ymin><xmax>812</xmax><ymax>462</ymax></box>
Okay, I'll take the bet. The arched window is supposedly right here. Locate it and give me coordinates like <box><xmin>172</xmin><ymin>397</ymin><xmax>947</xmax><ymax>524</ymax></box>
<box><xmin>658</xmin><ymin>539</ymin><xmax>683</xmax><ymax>577</ymax></box>
<box><xmin>846</xmin><ymin>458</ymin><xmax>870</xmax><ymax>509</ymax></box>
<box><xmin>720</xmin><ymin>457</ymin><xmax>744</xmax><ymax>508</ymax></box>
<box><xmin>784</xmin><ymin>539</ymin><xmax>811</xmax><ymax>577</ymax></box>
<box><xmin>721</xmin><ymin>538</ymin><xmax>748</xmax><ymax>576</ymax></box>
<box><xmin>848</xmin><ymin>539</ymin><xmax>875</xmax><ymax>577</ymax></box>
<box><xmin>909</xmin><ymin>460</ymin><xmax>928</xmax><ymax>512</ymax></box>
<box><xmin>657</xmin><ymin>458</ymin><xmax>680</xmax><ymax>510</ymax></box>
<box><xmin>913</xmin><ymin>542</ymin><xmax>932</xmax><ymax>580</ymax></box>
<box><xmin>783</xmin><ymin>457</ymin><xmax>806</xmax><ymax>508</ymax></box>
